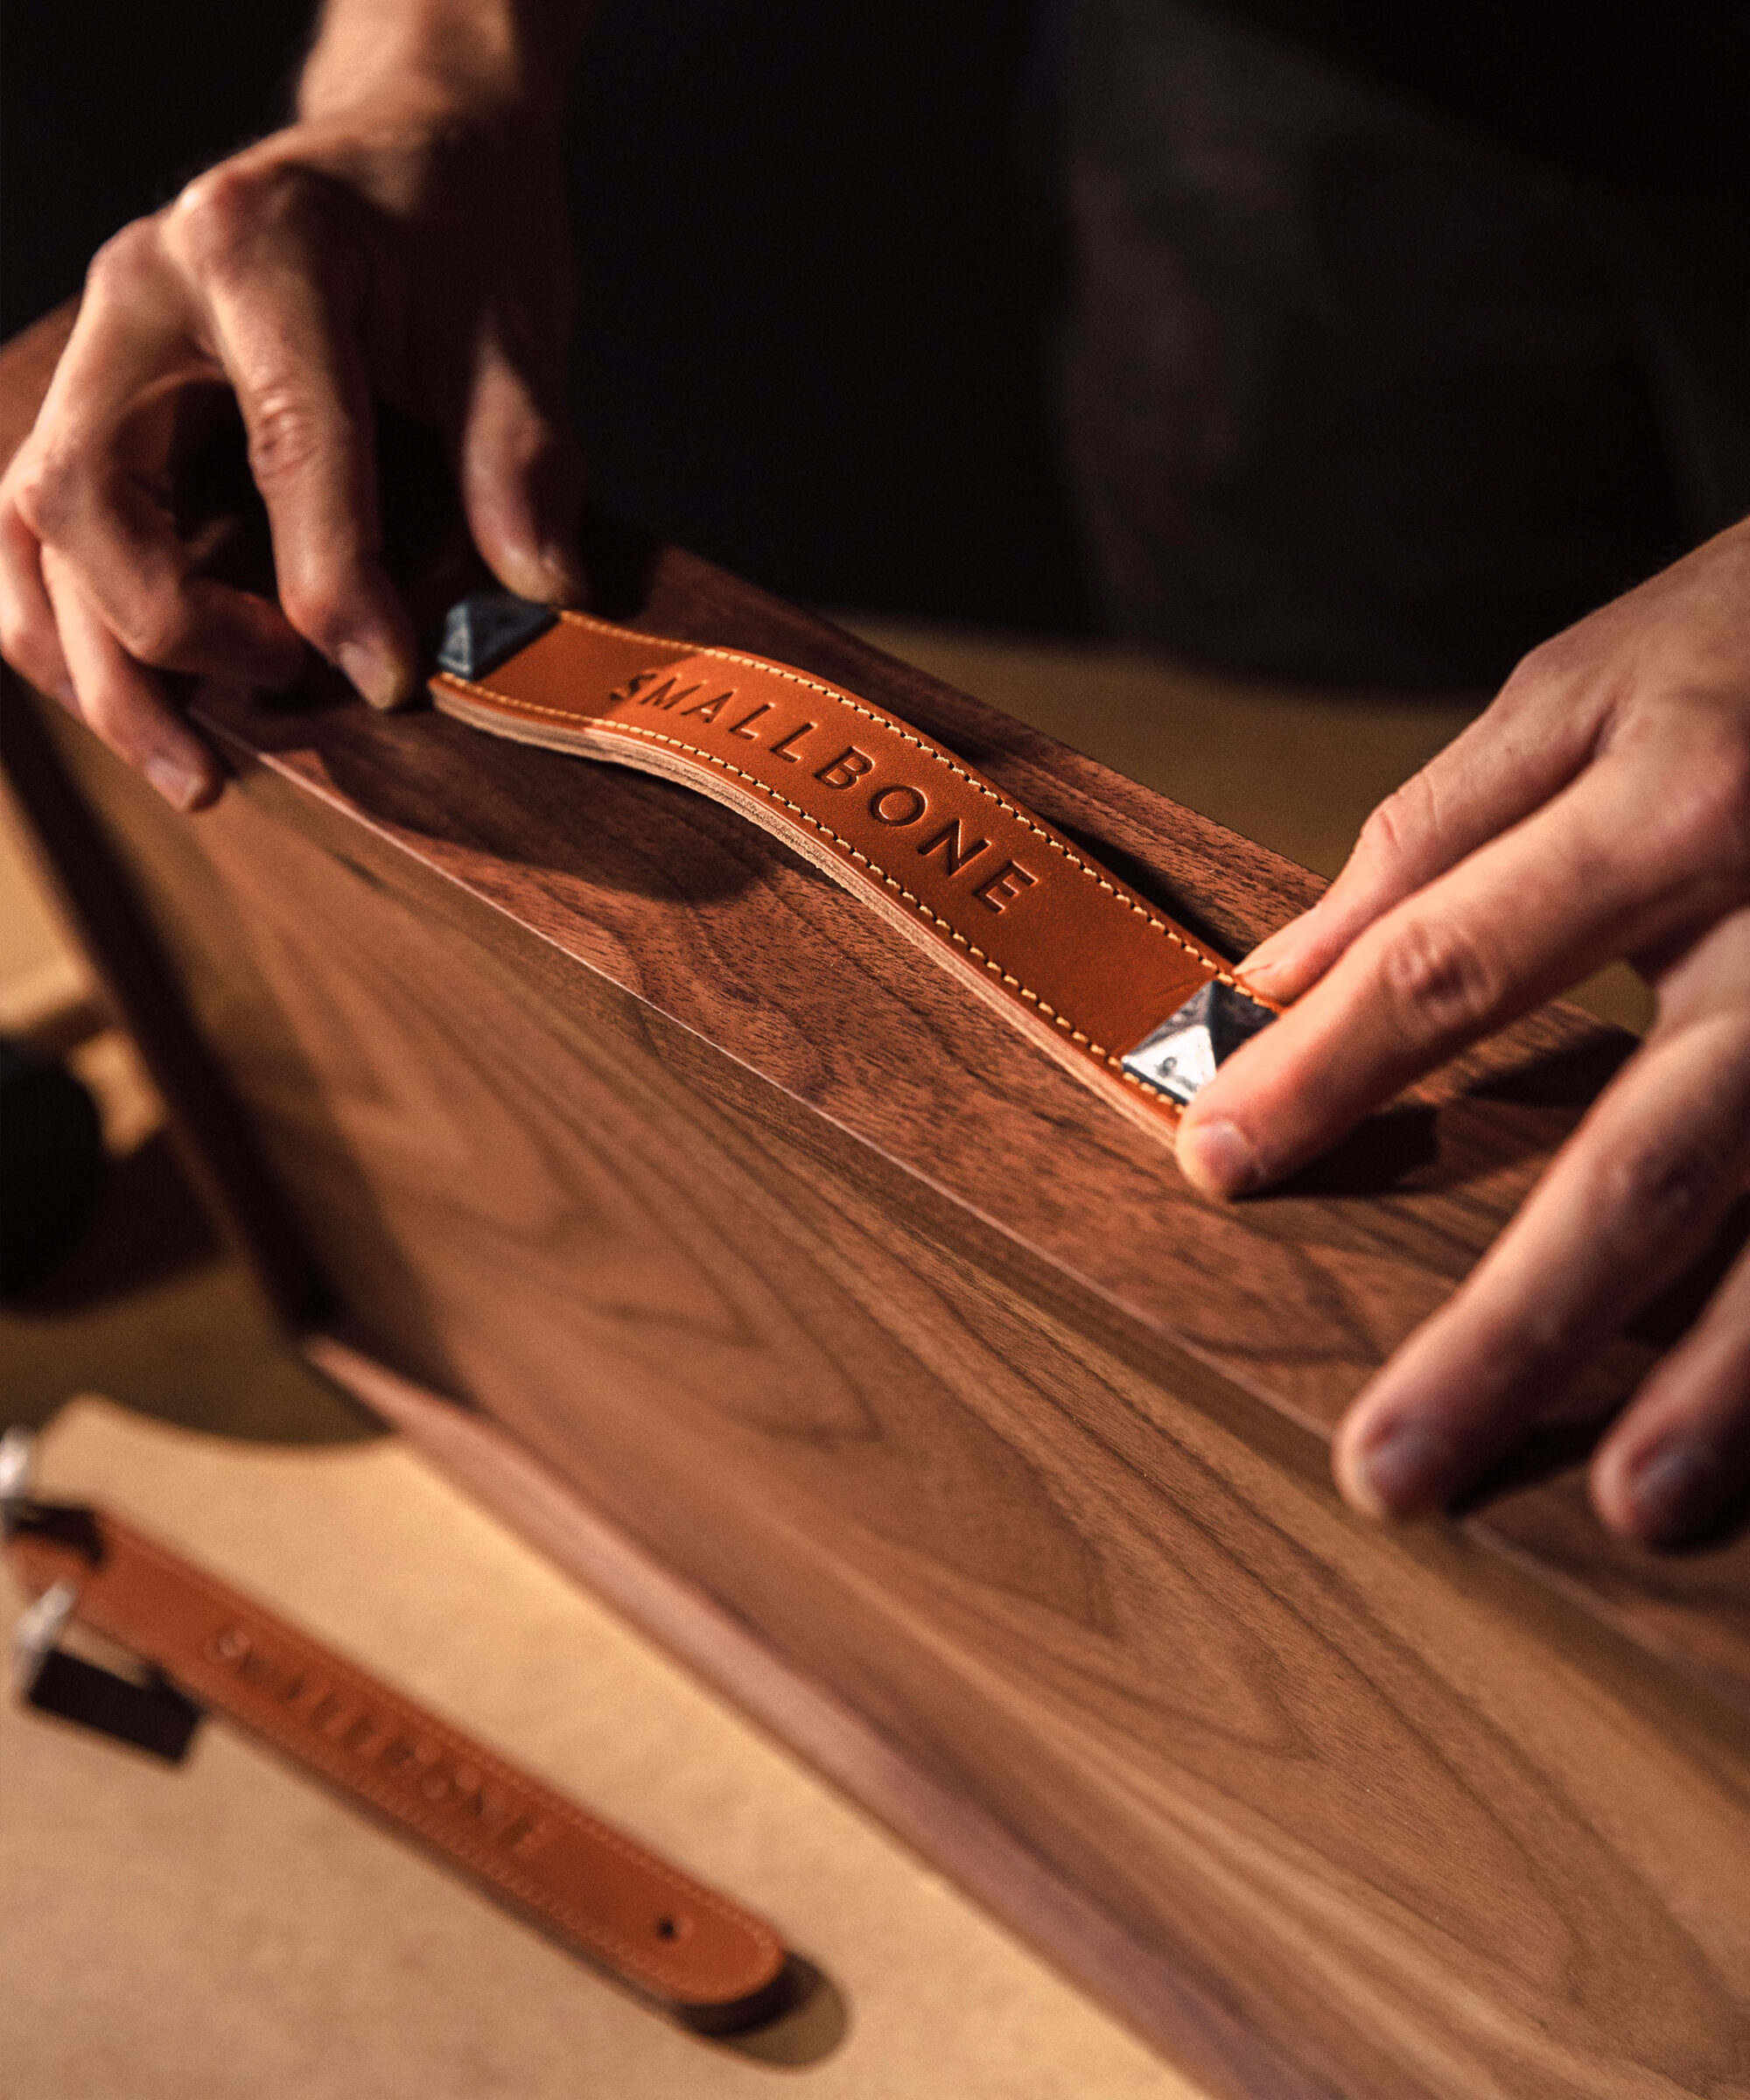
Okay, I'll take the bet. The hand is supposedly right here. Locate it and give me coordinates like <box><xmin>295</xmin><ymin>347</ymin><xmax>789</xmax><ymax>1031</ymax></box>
<box><xmin>1178</xmin><ymin>522</ymin><xmax>1750</xmax><ymax>1549</ymax></box>
<box><xmin>0</xmin><ymin>50</ymin><xmax>582</xmax><ymax>809</ymax></box>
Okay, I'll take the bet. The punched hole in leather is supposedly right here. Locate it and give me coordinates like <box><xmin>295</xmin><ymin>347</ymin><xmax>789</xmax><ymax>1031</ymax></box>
<box><xmin>431</xmin><ymin>592</ymin><xmax>1279</xmax><ymax>1143</ymax></box>
<box><xmin>1</xmin><ymin>1432</ymin><xmax>791</xmax><ymax>2031</ymax></box>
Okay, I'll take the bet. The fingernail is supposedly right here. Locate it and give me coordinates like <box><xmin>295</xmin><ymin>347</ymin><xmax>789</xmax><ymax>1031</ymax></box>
<box><xmin>1628</xmin><ymin>1441</ymin><xmax>1718</xmax><ymax>1543</ymax></box>
<box><xmin>1348</xmin><ymin>1424</ymin><xmax>1452</xmax><ymax>1519</ymax></box>
<box><xmin>1242</xmin><ymin>914</ymin><xmax>1311</xmax><ymax>975</ymax></box>
<box><xmin>1238</xmin><ymin>934</ymin><xmax>1288</xmax><ymax>977</ymax></box>
<box><xmin>337</xmin><ymin>639</ymin><xmax>410</xmax><ymax>711</ymax></box>
<box><xmin>144</xmin><ymin>755</ymin><xmax>202</xmax><ymax>811</ymax></box>
<box><xmin>541</xmin><ymin>540</ymin><xmax>584</xmax><ymax>603</ymax></box>
<box><xmin>1239</xmin><ymin>954</ymin><xmax>1292</xmax><ymax>999</ymax></box>
<box><xmin>1178</xmin><ymin>1117</ymin><xmax>1263</xmax><ymax>1198</ymax></box>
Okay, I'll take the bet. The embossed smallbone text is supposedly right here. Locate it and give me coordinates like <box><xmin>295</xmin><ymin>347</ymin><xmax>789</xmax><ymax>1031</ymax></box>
<box><xmin>613</xmin><ymin>670</ymin><xmax>1040</xmax><ymax>914</ymax></box>
<box><xmin>204</xmin><ymin>1620</ymin><xmax>554</xmax><ymax>1860</ymax></box>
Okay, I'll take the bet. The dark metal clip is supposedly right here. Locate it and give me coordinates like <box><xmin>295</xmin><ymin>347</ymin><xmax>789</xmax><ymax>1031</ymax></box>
<box><xmin>4</xmin><ymin>1430</ymin><xmax>201</xmax><ymax>1763</ymax></box>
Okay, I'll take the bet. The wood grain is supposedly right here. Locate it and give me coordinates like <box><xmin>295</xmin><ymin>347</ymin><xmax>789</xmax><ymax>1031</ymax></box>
<box><xmin>314</xmin><ymin>1336</ymin><xmax>1750</xmax><ymax>2100</ymax></box>
<box><xmin>20</xmin><ymin>631</ymin><xmax>1750</xmax><ymax>2097</ymax></box>
<box><xmin>4</xmin><ymin>303</ymin><xmax>1748</xmax><ymax>2096</ymax></box>
<box><xmin>185</xmin><ymin>562</ymin><xmax>1750</xmax><ymax>1698</ymax></box>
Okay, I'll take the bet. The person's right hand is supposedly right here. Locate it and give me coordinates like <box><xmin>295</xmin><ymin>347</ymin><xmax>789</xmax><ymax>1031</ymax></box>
<box><xmin>0</xmin><ymin>58</ymin><xmax>583</xmax><ymax>809</ymax></box>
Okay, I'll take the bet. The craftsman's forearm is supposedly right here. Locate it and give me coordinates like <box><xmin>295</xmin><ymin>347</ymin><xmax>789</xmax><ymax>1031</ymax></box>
<box><xmin>298</xmin><ymin>0</ymin><xmax>592</xmax><ymax>126</ymax></box>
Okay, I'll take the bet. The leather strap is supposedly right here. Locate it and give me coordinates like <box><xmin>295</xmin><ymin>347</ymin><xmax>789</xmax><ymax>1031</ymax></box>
<box><xmin>6</xmin><ymin>1502</ymin><xmax>788</xmax><ymax>2025</ymax></box>
<box><xmin>430</xmin><ymin>603</ymin><xmax>1278</xmax><ymax>1144</ymax></box>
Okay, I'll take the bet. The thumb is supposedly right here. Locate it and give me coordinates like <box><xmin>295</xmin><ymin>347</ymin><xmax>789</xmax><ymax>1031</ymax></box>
<box><xmin>458</xmin><ymin>340</ymin><xmax>584</xmax><ymax>606</ymax></box>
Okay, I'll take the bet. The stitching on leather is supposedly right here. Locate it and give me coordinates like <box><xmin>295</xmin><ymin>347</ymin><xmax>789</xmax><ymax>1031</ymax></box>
<box><xmin>1119</xmin><ymin>1066</ymin><xmax>1181</xmax><ymax>1110</ymax></box>
<box><xmin>438</xmin><ymin>669</ymin><xmax>1223</xmax><ymax>1075</ymax></box>
<box><xmin>552</xmin><ymin>610</ymin><xmax>1256</xmax><ymax>997</ymax></box>
<box><xmin>100</xmin><ymin>1525</ymin><xmax>773</xmax><ymax>1992</ymax></box>
<box><xmin>96</xmin><ymin>1522</ymin><xmax>778</xmax><ymax>1994</ymax></box>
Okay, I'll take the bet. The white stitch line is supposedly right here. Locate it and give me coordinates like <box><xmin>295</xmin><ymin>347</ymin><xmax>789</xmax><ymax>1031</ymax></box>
<box><xmin>438</xmin><ymin>668</ymin><xmax>1219</xmax><ymax>1076</ymax></box>
<box><xmin>108</xmin><ymin>1522</ymin><xmax>778</xmax><ymax>1995</ymax></box>
<box><xmin>552</xmin><ymin>610</ymin><xmax>1254</xmax><ymax>993</ymax></box>
<box><xmin>116</xmin><ymin>1528</ymin><xmax>770</xmax><ymax>1988</ymax></box>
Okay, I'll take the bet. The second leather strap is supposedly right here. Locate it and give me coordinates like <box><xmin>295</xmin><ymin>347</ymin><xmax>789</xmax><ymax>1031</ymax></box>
<box><xmin>6</xmin><ymin>1503</ymin><xmax>788</xmax><ymax>2023</ymax></box>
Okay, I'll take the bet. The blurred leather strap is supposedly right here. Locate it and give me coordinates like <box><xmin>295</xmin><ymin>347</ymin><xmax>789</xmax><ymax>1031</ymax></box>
<box><xmin>430</xmin><ymin>606</ymin><xmax>1278</xmax><ymax>1142</ymax></box>
<box><xmin>5</xmin><ymin>1502</ymin><xmax>788</xmax><ymax>2026</ymax></box>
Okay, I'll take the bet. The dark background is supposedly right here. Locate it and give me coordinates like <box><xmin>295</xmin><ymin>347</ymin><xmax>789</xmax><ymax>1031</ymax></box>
<box><xmin>1</xmin><ymin>1</ymin><xmax>312</xmax><ymax>339</ymax></box>
<box><xmin>1</xmin><ymin>0</ymin><xmax>1087</xmax><ymax>629</ymax></box>
<box><xmin>7</xmin><ymin>2</ymin><xmax>1750</xmax><ymax>667</ymax></box>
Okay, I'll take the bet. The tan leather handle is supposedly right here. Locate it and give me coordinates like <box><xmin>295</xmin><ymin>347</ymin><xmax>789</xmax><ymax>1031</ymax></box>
<box><xmin>6</xmin><ymin>1502</ymin><xmax>788</xmax><ymax>2025</ymax></box>
<box><xmin>430</xmin><ymin>599</ymin><xmax>1278</xmax><ymax>1145</ymax></box>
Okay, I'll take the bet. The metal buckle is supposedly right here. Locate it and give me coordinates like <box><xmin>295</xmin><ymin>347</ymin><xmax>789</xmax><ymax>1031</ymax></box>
<box><xmin>12</xmin><ymin>1577</ymin><xmax>79</xmax><ymax>1693</ymax></box>
<box><xmin>4</xmin><ymin>1429</ymin><xmax>201</xmax><ymax>1763</ymax></box>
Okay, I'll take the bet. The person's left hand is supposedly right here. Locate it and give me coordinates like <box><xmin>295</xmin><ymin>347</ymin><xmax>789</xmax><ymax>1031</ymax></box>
<box><xmin>1176</xmin><ymin>520</ymin><xmax>1750</xmax><ymax>1550</ymax></box>
<box><xmin>0</xmin><ymin>59</ymin><xmax>582</xmax><ymax>811</ymax></box>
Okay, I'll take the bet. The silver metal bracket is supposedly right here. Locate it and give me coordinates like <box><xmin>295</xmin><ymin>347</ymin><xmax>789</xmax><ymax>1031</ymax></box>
<box><xmin>4</xmin><ymin>1430</ymin><xmax>201</xmax><ymax>1762</ymax></box>
<box><xmin>1120</xmin><ymin>980</ymin><xmax>1276</xmax><ymax>1108</ymax></box>
<box><xmin>11</xmin><ymin>1591</ymin><xmax>203</xmax><ymax>1763</ymax></box>
<box><xmin>11</xmin><ymin>1577</ymin><xmax>78</xmax><ymax>1694</ymax></box>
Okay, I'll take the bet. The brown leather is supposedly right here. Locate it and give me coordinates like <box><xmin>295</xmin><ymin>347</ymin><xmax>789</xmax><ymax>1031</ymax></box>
<box><xmin>431</xmin><ymin>611</ymin><xmax>1275</xmax><ymax>1144</ymax></box>
<box><xmin>7</xmin><ymin>1504</ymin><xmax>788</xmax><ymax>2020</ymax></box>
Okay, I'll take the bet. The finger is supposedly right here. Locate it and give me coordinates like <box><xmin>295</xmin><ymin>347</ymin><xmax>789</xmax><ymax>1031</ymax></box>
<box><xmin>0</xmin><ymin>488</ymin><xmax>75</xmax><ymax>707</ymax></box>
<box><xmin>14</xmin><ymin>228</ymin><xmax>306</xmax><ymax>688</ymax></box>
<box><xmin>1242</xmin><ymin>667</ymin><xmax>1606</xmax><ymax>1003</ymax></box>
<box><xmin>1330</xmin><ymin>977</ymin><xmax>1750</xmax><ymax>1525</ymax></box>
<box><xmin>1592</xmin><ymin>1236</ymin><xmax>1750</xmax><ymax>1547</ymax></box>
<box><xmin>170</xmin><ymin>168</ymin><xmax>416</xmax><ymax>707</ymax></box>
<box><xmin>458</xmin><ymin>338</ymin><xmax>584</xmax><ymax>605</ymax></box>
<box><xmin>1179</xmin><ymin>746</ymin><xmax>1738</xmax><ymax>1198</ymax></box>
<box><xmin>42</xmin><ymin>547</ymin><xmax>224</xmax><ymax>809</ymax></box>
